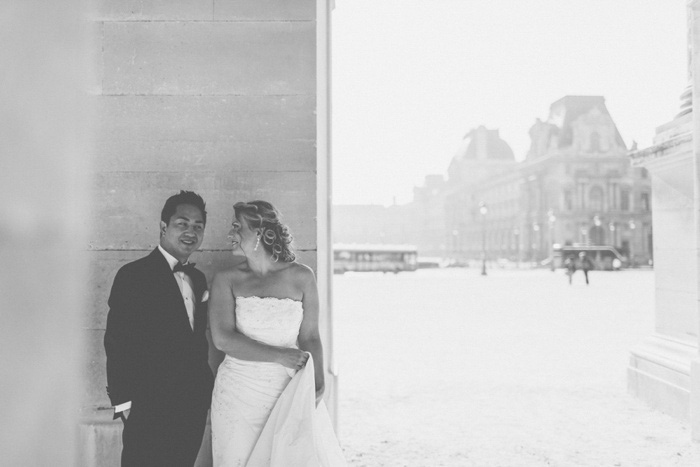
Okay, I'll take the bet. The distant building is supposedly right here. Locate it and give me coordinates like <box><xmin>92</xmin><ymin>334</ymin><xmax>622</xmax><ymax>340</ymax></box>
<box><xmin>334</xmin><ymin>95</ymin><xmax>653</xmax><ymax>267</ymax></box>
<box><xmin>442</xmin><ymin>125</ymin><xmax>518</xmax><ymax>260</ymax></box>
<box><xmin>435</xmin><ymin>95</ymin><xmax>652</xmax><ymax>266</ymax></box>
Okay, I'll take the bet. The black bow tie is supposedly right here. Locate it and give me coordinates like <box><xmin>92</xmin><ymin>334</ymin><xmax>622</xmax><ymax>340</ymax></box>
<box><xmin>173</xmin><ymin>262</ymin><xmax>196</xmax><ymax>275</ymax></box>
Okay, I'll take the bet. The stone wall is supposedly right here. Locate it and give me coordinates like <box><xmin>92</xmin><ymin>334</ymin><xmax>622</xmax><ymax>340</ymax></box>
<box><xmin>80</xmin><ymin>1</ymin><xmax>322</xmax><ymax>465</ymax></box>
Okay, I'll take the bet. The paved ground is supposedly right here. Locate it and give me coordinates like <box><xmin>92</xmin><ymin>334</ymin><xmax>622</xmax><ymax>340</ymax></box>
<box><xmin>332</xmin><ymin>268</ymin><xmax>700</xmax><ymax>466</ymax></box>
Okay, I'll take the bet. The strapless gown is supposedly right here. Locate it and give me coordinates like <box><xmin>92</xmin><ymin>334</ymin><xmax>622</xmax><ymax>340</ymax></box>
<box><xmin>211</xmin><ymin>296</ymin><xmax>346</xmax><ymax>467</ymax></box>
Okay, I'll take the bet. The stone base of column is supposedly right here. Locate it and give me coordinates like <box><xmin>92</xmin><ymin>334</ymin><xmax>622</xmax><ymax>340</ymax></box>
<box><xmin>77</xmin><ymin>412</ymin><xmax>213</xmax><ymax>466</ymax></box>
<box><xmin>77</xmin><ymin>412</ymin><xmax>123</xmax><ymax>467</ymax></box>
<box><xmin>628</xmin><ymin>334</ymin><xmax>695</xmax><ymax>422</ymax></box>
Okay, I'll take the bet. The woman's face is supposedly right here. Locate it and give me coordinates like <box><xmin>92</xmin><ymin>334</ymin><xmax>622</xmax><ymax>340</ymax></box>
<box><xmin>228</xmin><ymin>215</ymin><xmax>259</xmax><ymax>255</ymax></box>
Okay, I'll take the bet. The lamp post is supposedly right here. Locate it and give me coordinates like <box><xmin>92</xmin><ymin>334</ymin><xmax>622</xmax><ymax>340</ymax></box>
<box><xmin>628</xmin><ymin>219</ymin><xmax>636</xmax><ymax>267</ymax></box>
<box><xmin>452</xmin><ymin>229</ymin><xmax>459</xmax><ymax>264</ymax></box>
<box><xmin>593</xmin><ymin>215</ymin><xmax>601</xmax><ymax>245</ymax></box>
<box><xmin>547</xmin><ymin>209</ymin><xmax>556</xmax><ymax>271</ymax></box>
<box><xmin>608</xmin><ymin>222</ymin><xmax>616</xmax><ymax>247</ymax></box>
<box><xmin>532</xmin><ymin>222</ymin><xmax>540</xmax><ymax>265</ymax></box>
<box><xmin>479</xmin><ymin>202</ymin><xmax>488</xmax><ymax>276</ymax></box>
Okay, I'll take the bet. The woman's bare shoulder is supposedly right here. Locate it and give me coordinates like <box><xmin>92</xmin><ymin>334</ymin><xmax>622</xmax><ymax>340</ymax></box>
<box><xmin>286</xmin><ymin>261</ymin><xmax>316</xmax><ymax>284</ymax></box>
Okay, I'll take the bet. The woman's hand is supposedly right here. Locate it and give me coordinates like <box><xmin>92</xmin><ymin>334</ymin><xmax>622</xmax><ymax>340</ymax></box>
<box><xmin>276</xmin><ymin>347</ymin><xmax>309</xmax><ymax>370</ymax></box>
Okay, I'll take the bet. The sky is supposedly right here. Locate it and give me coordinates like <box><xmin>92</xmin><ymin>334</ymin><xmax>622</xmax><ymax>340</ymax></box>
<box><xmin>331</xmin><ymin>0</ymin><xmax>688</xmax><ymax>206</ymax></box>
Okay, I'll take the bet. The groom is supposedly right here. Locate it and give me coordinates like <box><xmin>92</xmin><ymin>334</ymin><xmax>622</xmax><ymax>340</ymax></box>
<box><xmin>104</xmin><ymin>190</ymin><xmax>214</xmax><ymax>467</ymax></box>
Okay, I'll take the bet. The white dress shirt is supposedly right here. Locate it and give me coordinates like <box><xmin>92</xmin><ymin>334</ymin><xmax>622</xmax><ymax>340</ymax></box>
<box><xmin>158</xmin><ymin>245</ymin><xmax>196</xmax><ymax>330</ymax></box>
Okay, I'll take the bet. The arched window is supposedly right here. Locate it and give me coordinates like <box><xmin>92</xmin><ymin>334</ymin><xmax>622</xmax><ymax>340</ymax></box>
<box><xmin>590</xmin><ymin>132</ymin><xmax>601</xmax><ymax>153</ymax></box>
<box><xmin>589</xmin><ymin>186</ymin><xmax>604</xmax><ymax>211</ymax></box>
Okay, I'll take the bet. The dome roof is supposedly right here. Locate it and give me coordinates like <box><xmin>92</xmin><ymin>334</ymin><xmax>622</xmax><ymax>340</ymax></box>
<box><xmin>452</xmin><ymin>126</ymin><xmax>515</xmax><ymax>162</ymax></box>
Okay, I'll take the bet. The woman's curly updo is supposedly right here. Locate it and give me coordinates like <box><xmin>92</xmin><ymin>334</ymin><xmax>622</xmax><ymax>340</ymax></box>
<box><xmin>233</xmin><ymin>200</ymin><xmax>296</xmax><ymax>263</ymax></box>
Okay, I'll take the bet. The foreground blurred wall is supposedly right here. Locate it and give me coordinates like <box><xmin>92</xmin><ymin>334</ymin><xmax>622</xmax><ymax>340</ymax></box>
<box><xmin>80</xmin><ymin>1</ymin><xmax>331</xmax><ymax>465</ymax></box>
<box><xmin>0</xmin><ymin>1</ymin><xmax>90</xmax><ymax>466</ymax></box>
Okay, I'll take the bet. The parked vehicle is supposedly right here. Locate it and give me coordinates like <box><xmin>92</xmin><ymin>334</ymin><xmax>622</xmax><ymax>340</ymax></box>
<box><xmin>552</xmin><ymin>245</ymin><xmax>624</xmax><ymax>271</ymax></box>
<box><xmin>333</xmin><ymin>244</ymin><xmax>418</xmax><ymax>274</ymax></box>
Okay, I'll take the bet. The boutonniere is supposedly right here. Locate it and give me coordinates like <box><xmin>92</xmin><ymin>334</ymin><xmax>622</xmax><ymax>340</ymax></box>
<box><xmin>201</xmin><ymin>290</ymin><xmax>209</xmax><ymax>302</ymax></box>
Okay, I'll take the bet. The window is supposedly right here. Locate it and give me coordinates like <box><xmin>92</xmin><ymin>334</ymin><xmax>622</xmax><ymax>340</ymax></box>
<box><xmin>564</xmin><ymin>190</ymin><xmax>573</xmax><ymax>211</ymax></box>
<box><xmin>641</xmin><ymin>192</ymin><xmax>650</xmax><ymax>211</ymax></box>
<box><xmin>589</xmin><ymin>186</ymin><xmax>604</xmax><ymax>211</ymax></box>
<box><xmin>620</xmin><ymin>190</ymin><xmax>630</xmax><ymax>211</ymax></box>
<box><xmin>590</xmin><ymin>132</ymin><xmax>601</xmax><ymax>153</ymax></box>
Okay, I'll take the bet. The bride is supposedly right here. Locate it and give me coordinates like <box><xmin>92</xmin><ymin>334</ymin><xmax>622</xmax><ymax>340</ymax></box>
<box><xmin>209</xmin><ymin>200</ymin><xmax>346</xmax><ymax>466</ymax></box>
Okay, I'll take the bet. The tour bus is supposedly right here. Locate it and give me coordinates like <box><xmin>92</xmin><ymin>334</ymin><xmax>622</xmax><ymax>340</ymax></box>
<box><xmin>333</xmin><ymin>244</ymin><xmax>418</xmax><ymax>274</ymax></box>
<box><xmin>552</xmin><ymin>244</ymin><xmax>625</xmax><ymax>270</ymax></box>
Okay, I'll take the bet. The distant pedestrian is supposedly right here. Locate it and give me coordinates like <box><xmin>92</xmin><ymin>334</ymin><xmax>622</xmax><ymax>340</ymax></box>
<box><xmin>579</xmin><ymin>252</ymin><xmax>594</xmax><ymax>285</ymax></box>
<box><xmin>564</xmin><ymin>255</ymin><xmax>576</xmax><ymax>285</ymax></box>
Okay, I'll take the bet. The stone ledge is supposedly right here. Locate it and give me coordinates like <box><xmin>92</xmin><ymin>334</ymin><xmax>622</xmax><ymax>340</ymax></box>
<box><xmin>629</xmin><ymin>132</ymin><xmax>692</xmax><ymax>167</ymax></box>
<box><xmin>628</xmin><ymin>334</ymin><xmax>697</xmax><ymax>420</ymax></box>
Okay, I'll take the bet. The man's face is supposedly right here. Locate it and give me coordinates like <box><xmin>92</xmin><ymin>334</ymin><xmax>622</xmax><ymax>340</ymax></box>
<box><xmin>160</xmin><ymin>204</ymin><xmax>205</xmax><ymax>263</ymax></box>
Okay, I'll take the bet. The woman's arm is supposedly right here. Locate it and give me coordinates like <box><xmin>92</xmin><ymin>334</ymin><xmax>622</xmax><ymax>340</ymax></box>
<box><xmin>296</xmin><ymin>265</ymin><xmax>326</xmax><ymax>405</ymax></box>
<box><xmin>209</xmin><ymin>271</ymin><xmax>307</xmax><ymax>369</ymax></box>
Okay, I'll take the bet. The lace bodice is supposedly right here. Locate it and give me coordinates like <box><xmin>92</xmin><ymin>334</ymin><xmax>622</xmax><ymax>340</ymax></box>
<box><xmin>234</xmin><ymin>296</ymin><xmax>303</xmax><ymax>348</ymax></box>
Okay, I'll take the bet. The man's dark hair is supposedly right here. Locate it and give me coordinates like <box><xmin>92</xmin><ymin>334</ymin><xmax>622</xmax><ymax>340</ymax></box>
<box><xmin>161</xmin><ymin>190</ymin><xmax>207</xmax><ymax>225</ymax></box>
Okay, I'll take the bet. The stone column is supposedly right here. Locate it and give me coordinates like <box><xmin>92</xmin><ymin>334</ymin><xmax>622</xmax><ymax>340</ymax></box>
<box><xmin>627</xmin><ymin>0</ymin><xmax>699</xmax><ymax>436</ymax></box>
<box><xmin>691</xmin><ymin>0</ymin><xmax>700</xmax><ymax>440</ymax></box>
<box><xmin>80</xmin><ymin>1</ymin><xmax>324</xmax><ymax>465</ymax></box>
<box><xmin>316</xmin><ymin>0</ymin><xmax>338</xmax><ymax>427</ymax></box>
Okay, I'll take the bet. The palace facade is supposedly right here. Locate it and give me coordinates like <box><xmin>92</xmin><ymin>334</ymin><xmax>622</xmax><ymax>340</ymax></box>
<box><xmin>336</xmin><ymin>95</ymin><xmax>654</xmax><ymax>267</ymax></box>
<box><xmin>439</xmin><ymin>96</ymin><xmax>653</xmax><ymax>265</ymax></box>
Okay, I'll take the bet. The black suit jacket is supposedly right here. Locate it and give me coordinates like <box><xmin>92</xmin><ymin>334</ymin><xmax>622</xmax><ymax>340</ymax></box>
<box><xmin>104</xmin><ymin>248</ymin><xmax>214</xmax><ymax>414</ymax></box>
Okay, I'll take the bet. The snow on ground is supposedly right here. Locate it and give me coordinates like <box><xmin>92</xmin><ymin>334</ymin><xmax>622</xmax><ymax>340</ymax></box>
<box><xmin>333</xmin><ymin>268</ymin><xmax>700</xmax><ymax>466</ymax></box>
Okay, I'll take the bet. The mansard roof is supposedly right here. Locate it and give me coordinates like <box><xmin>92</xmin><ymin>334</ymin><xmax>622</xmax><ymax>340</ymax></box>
<box><xmin>548</xmin><ymin>95</ymin><xmax>626</xmax><ymax>148</ymax></box>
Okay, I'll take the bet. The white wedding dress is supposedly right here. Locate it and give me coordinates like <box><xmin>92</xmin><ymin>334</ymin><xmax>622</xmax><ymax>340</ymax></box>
<box><xmin>211</xmin><ymin>296</ymin><xmax>346</xmax><ymax>467</ymax></box>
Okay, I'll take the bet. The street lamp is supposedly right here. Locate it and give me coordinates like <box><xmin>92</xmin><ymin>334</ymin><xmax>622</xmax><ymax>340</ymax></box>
<box><xmin>608</xmin><ymin>222</ymin><xmax>616</xmax><ymax>247</ymax></box>
<box><xmin>532</xmin><ymin>222</ymin><xmax>540</xmax><ymax>264</ymax></box>
<box><xmin>628</xmin><ymin>219</ymin><xmax>636</xmax><ymax>267</ymax></box>
<box><xmin>452</xmin><ymin>229</ymin><xmax>459</xmax><ymax>263</ymax></box>
<box><xmin>479</xmin><ymin>202</ymin><xmax>488</xmax><ymax>276</ymax></box>
<box><xmin>590</xmin><ymin>215</ymin><xmax>602</xmax><ymax>245</ymax></box>
<box><xmin>547</xmin><ymin>210</ymin><xmax>556</xmax><ymax>271</ymax></box>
